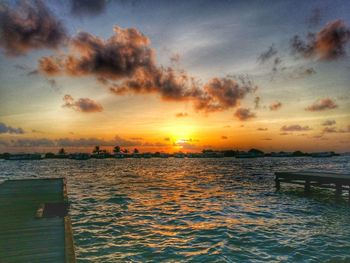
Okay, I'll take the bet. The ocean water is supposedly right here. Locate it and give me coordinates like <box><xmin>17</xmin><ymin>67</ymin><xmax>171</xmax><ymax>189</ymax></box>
<box><xmin>1</xmin><ymin>157</ymin><xmax>350</xmax><ymax>262</ymax></box>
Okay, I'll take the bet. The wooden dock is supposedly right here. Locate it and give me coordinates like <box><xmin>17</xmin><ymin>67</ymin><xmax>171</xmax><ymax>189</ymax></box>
<box><xmin>0</xmin><ymin>178</ymin><xmax>76</xmax><ymax>262</ymax></box>
<box><xmin>275</xmin><ymin>171</ymin><xmax>350</xmax><ymax>203</ymax></box>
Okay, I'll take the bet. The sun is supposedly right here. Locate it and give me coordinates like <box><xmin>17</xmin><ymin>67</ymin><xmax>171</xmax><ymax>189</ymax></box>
<box><xmin>162</xmin><ymin>124</ymin><xmax>196</xmax><ymax>144</ymax></box>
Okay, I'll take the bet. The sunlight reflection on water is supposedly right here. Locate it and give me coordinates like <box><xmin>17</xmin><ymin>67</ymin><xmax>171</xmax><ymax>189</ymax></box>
<box><xmin>0</xmin><ymin>157</ymin><xmax>350</xmax><ymax>262</ymax></box>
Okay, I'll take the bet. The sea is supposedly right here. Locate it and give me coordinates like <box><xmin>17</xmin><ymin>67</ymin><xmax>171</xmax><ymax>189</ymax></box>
<box><xmin>1</xmin><ymin>156</ymin><xmax>350</xmax><ymax>262</ymax></box>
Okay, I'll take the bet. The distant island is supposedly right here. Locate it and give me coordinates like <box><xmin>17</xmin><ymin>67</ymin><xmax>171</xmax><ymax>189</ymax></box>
<box><xmin>0</xmin><ymin>146</ymin><xmax>344</xmax><ymax>160</ymax></box>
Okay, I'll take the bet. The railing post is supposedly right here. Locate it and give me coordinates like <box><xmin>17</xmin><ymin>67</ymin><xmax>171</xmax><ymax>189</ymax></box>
<box><xmin>275</xmin><ymin>175</ymin><xmax>280</xmax><ymax>191</ymax></box>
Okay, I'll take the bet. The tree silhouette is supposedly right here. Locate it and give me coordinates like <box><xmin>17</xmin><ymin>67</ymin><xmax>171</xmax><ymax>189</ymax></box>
<box><xmin>58</xmin><ymin>148</ymin><xmax>66</xmax><ymax>155</ymax></box>
<box><xmin>113</xmin><ymin>146</ymin><xmax>121</xmax><ymax>153</ymax></box>
<box><xmin>133</xmin><ymin>148</ymin><xmax>139</xmax><ymax>154</ymax></box>
<box><xmin>93</xmin><ymin>145</ymin><xmax>101</xmax><ymax>154</ymax></box>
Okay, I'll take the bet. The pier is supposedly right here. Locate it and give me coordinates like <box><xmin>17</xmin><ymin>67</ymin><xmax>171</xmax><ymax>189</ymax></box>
<box><xmin>0</xmin><ymin>178</ymin><xmax>76</xmax><ymax>262</ymax></box>
<box><xmin>275</xmin><ymin>171</ymin><xmax>350</xmax><ymax>203</ymax></box>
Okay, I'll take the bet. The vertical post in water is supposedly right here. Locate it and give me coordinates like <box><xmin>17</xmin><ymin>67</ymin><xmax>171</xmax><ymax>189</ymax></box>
<box><xmin>304</xmin><ymin>180</ymin><xmax>311</xmax><ymax>193</ymax></box>
<box><xmin>275</xmin><ymin>175</ymin><xmax>280</xmax><ymax>191</ymax></box>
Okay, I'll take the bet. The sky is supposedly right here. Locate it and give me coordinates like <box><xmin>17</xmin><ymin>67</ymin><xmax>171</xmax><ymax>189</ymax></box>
<box><xmin>0</xmin><ymin>0</ymin><xmax>349</xmax><ymax>153</ymax></box>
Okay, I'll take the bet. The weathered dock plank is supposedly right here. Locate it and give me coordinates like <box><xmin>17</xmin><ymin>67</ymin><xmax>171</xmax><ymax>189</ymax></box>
<box><xmin>0</xmin><ymin>178</ymin><xmax>76</xmax><ymax>262</ymax></box>
<box><xmin>275</xmin><ymin>171</ymin><xmax>350</xmax><ymax>203</ymax></box>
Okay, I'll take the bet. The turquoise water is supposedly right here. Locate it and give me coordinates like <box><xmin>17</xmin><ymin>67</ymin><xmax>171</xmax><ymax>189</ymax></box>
<box><xmin>1</xmin><ymin>157</ymin><xmax>350</xmax><ymax>262</ymax></box>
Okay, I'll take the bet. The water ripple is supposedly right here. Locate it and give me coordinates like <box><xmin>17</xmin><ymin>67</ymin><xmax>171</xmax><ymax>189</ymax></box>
<box><xmin>0</xmin><ymin>157</ymin><xmax>350</xmax><ymax>262</ymax></box>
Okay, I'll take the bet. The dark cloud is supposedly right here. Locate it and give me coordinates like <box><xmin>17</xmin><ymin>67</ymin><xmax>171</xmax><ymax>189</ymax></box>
<box><xmin>269</xmin><ymin>102</ymin><xmax>282</xmax><ymax>111</ymax></box>
<box><xmin>258</xmin><ymin>44</ymin><xmax>277</xmax><ymax>63</ymax></box>
<box><xmin>0</xmin><ymin>122</ymin><xmax>24</xmax><ymax>134</ymax></box>
<box><xmin>71</xmin><ymin>0</ymin><xmax>107</xmax><ymax>16</ymax></box>
<box><xmin>305</xmin><ymin>98</ymin><xmax>338</xmax><ymax>111</ymax></box>
<box><xmin>322</xmin><ymin>119</ymin><xmax>336</xmax><ymax>126</ymax></box>
<box><xmin>0</xmin><ymin>0</ymin><xmax>67</xmax><ymax>56</ymax></box>
<box><xmin>175</xmin><ymin>112</ymin><xmax>188</xmax><ymax>118</ymax></box>
<box><xmin>281</xmin><ymin>125</ymin><xmax>312</xmax><ymax>132</ymax></box>
<box><xmin>164</xmin><ymin>137</ymin><xmax>170</xmax><ymax>141</ymax></box>
<box><xmin>62</xmin><ymin>94</ymin><xmax>103</xmax><ymax>113</ymax></box>
<box><xmin>234</xmin><ymin>108</ymin><xmax>256</xmax><ymax>121</ymax></box>
<box><xmin>221</xmin><ymin>136</ymin><xmax>228</xmax><ymax>140</ymax></box>
<box><xmin>39</xmin><ymin>27</ymin><xmax>153</xmax><ymax>79</ymax></box>
<box><xmin>291</xmin><ymin>20</ymin><xmax>350</xmax><ymax>60</ymax></box>
<box><xmin>257</xmin><ymin>128</ymin><xmax>268</xmax><ymax>131</ymax></box>
<box><xmin>39</xmin><ymin>26</ymin><xmax>256</xmax><ymax>113</ymax></box>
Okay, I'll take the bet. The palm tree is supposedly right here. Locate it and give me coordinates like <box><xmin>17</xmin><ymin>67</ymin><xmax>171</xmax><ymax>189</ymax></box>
<box><xmin>58</xmin><ymin>148</ymin><xmax>66</xmax><ymax>155</ymax></box>
<box><xmin>113</xmin><ymin>146</ymin><xmax>121</xmax><ymax>153</ymax></box>
<box><xmin>93</xmin><ymin>145</ymin><xmax>101</xmax><ymax>154</ymax></box>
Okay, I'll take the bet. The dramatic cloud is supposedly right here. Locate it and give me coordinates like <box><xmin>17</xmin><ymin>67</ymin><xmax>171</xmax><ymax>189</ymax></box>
<box><xmin>70</xmin><ymin>0</ymin><xmax>107</xmax><ymax>16</ymax></box>
<box><xmin>39</xmin><ymin>27</ymin><xmax>153</xmax><ymax>79</ymax></box>
<box><xmin>291</xmin><ymin>20</ymin><xmax>350</xmax><ymax>60</ymax></box>
<box><xmin>322</xmin><ymin>120</ymin><xmax>336</xmax><ymax>126</ymax></box>
<box><xmin>175</xmin><ymin>112</ymin><xmax>188</xmax><ymax>118</ymax></box>
<box><xmin>269</xmin><ymin>102</ymin><xmax>282</xmax><ymax>111</ymax></box>
<box><xmin>258</xmin><ymin>44</ymin><xmax>277</xmax><ymax>63</ymax></box>
<box><xmin>0</xmin><ymin>0</ymin><xmax>67</xmax><ymax>56</ymax></box>
<box><xmin>234</xmin><ymin>108</ymin><xmax>256</xmax><ymax>121</ymax></box>
<box><xmin>281</xmin><ymin>125</ymin><xmax>312</xmax><ymax>132</ymax></box>
<box><xmin>39</xmin><ymin>26</ymin><xmax>256</xmax><ymax>113</ymax></box>
<box><xmin>62</xmin><ymin>95</ymin><xmax>103</xmax><ymax>113</ymax></box>
<box><xmin>0</xmin><ymin>122</ymin><xmax>24</xmax><ymax>134</ymax></box>
<box><xmin>305</xmin><ymin>98</ymin><xmax>338</xmax><ymax>111</ymax></box>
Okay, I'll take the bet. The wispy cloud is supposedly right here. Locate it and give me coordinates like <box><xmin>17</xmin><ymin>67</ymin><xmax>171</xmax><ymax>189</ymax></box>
<box><xmin>269</xmin><ymin>102</ymin><xmax>282</xmax><ymax>111</ymax></box>
<box><xmin>281</xmin><ymin>124</ymin><xmax>312</xmax><ymax>132</ymax></box>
